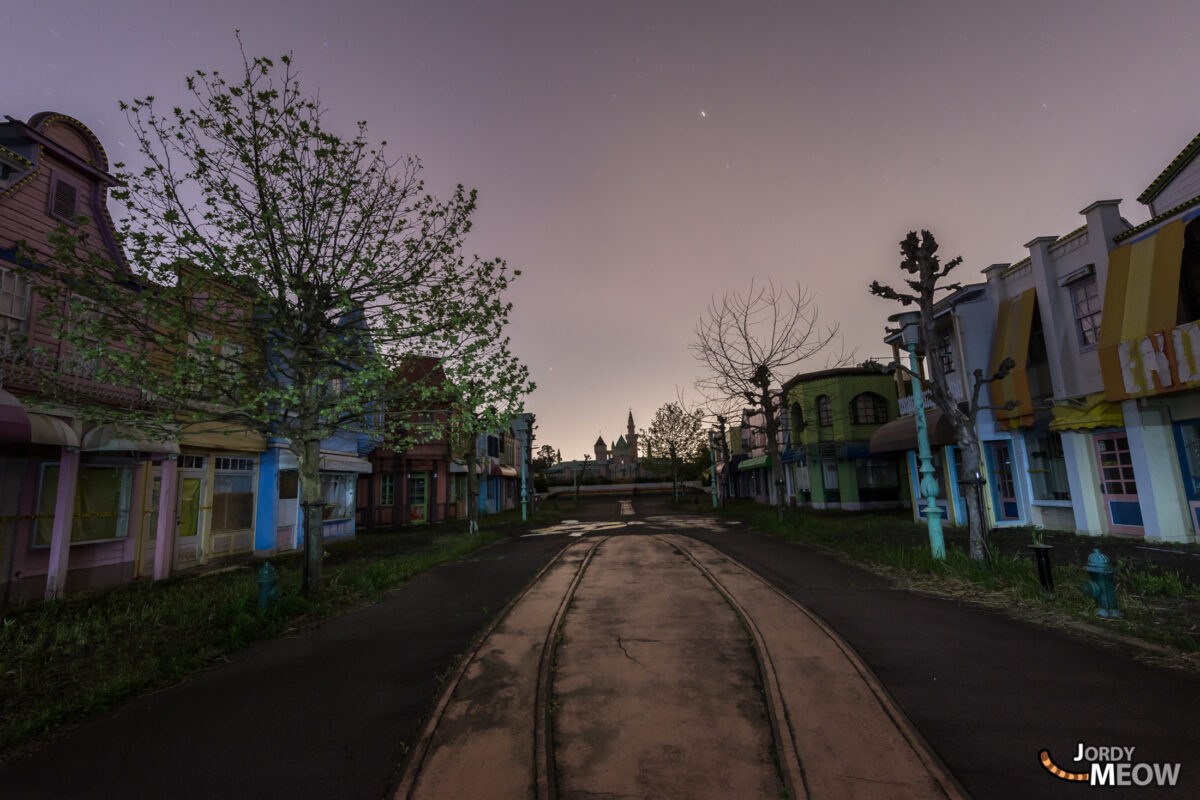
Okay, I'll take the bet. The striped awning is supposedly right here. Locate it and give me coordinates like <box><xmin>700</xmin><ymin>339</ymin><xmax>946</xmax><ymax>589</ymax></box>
<box><xmin>29</xmin><ymin>413</ymin><xmax>79</xmax><ymax>448</ymax></box>
<box><xmin>492</xmin><ymin>464</ymin><xmax>518</xmax><ymax>477</ymax></box>
<box><xmin>988</xmin><ymin>288</ymin><xmax>1036</xmax><ymax>429</ymax></box>
<box><xmin>1049</xmin><ymin>394</ymin><xmax>1125</xmax><ymax>432</ymax></box>
<box><xmin>82</xmin><ymin>424</ymin><xmax>180</xmax><ymax>455</ymax></box>
<box><xmin>868</xmin><ymin>408</ymin><xmax>958</xmax><ymax>454</ymax></box>
<box><xmin>0</xmin><ymin>388</ymin><xmax>31</xmax><ymax>444</ymax></box>
<box><xmin>737</xmin><ymin>455</ymin><xmax>772</xmax><ymax>470</ymax></box>
<box><xmin>1098</xmin><ymin>216</ymin><xmax>1198</xmax><ymax>400</ymax></box>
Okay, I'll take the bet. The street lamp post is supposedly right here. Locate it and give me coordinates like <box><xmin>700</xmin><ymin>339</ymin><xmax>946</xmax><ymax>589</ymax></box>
<box><xmin>890</xmin><ymin>311</ymin><xmax>946</xmax><ymax>561</ymax></box>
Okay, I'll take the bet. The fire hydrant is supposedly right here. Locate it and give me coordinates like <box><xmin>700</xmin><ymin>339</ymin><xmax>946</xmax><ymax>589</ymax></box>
<box><xmin>257</xmin><ymin>562</ymin><xmax>278</xmax><ymax>611</ymax></box>
<box><xmin>1080</xmin><ymin>548</ymin><xmax>1122</xmax><ymax>618</ymax></box>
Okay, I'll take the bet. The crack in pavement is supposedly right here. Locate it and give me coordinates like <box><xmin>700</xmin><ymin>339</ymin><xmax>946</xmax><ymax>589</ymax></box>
<box><xmin>615</xmin><ymin>635</ymin><xmax>646</xmax><ymax>668</ymax></box>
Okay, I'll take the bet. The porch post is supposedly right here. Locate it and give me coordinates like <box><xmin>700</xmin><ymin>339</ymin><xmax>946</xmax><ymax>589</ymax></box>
<box><xmin>44</xmin><ymin>446</ymin><xmax>80</xmax><ymax>600</ymax></box>
<box><xmin>153</xmin><ymin>454</ymin><xmax>179</xmax><ymax>581</ymax></box>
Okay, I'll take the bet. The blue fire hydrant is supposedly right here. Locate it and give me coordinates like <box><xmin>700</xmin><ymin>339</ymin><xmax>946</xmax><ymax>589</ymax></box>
<box><xmin>1080</xmin><ymin>548</ymin><xmax>1122</xmax><ymax>618</ymax></box>
<box><xmin>257</xmin><ymin>562</ymin><xmax>278</xmax><ymax>610</ymax></box>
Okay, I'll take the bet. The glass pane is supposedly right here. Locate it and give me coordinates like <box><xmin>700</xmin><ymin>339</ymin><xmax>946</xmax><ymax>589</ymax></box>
<box><xmin>279</xmin><ymin>471</ymin><xmax>298</xmax><ymax>499</ymax></box>
<box><xmin>179</xmin><ymin>478</ymin><xmax>201</xmax><ymax>538</ymax></box>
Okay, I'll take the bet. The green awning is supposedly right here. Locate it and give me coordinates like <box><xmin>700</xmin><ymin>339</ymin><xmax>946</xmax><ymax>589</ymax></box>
<box><xmin>737</xmin><ymin>455</ymin><xmax>772</xmax><ymax>470</ymax></box>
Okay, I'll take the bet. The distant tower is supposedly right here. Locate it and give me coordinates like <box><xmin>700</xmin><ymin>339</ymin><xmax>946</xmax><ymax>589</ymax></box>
<box><xmin>594</xmin><ymin>435</ymin><xmax>607</xmax><ymax>463</ymax></box>
<box><xmin>626</xmin><ymin>409</ymin><xmax>638</xmax><ymax>463</ymax></box>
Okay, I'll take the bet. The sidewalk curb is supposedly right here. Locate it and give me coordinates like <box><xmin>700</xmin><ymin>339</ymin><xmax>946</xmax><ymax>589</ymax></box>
<box><xmin>689</xmin><ymin>536</ymin><xmax>971</xmax><ymax>800</ymax></box>
<box><xmin>389</xmin><ymin>538</ymin><xmax>572</xmax><ymax>800</ymax></box>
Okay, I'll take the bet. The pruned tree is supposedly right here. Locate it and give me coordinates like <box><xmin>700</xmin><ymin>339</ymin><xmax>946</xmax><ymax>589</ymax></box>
<box><xmin>25</xmin><ymin>43</ymin><xmax>523</xmax><ymax>591</ymax></box>
<box><xmin>642</xmin><ymin>401</ymin><xmax>706</xmax><ymax>501</ymax></box>
<box><xmin>870</xmin><ymin>230</ymin><xmax>1014</xmax><ymax>561</ymax></box>
<box><xmin>574</xmin><ymin>454</ymin><xmax>592</xmax><ymax>500</ymax></box>
<box><xmin>692</xmin><ymin>280</ymin><xmax>846</xmax><ymax>520</ymax></box>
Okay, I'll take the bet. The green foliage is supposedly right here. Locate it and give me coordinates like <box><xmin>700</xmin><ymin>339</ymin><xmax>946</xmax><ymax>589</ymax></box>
<box><xmin>0</xmin><ymin>528</ymin><xmax>500</xmax><ymax>752</ymax></box>
<box><xmin>642</xmin><ymin>401</ymin><xmax>706</xmax><ymax>482</ymax></box>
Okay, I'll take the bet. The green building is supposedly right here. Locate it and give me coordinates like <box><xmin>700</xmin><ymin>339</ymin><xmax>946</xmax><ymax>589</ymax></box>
<box><xmin>783</xmin><ymin>367</ymin><xmax>910</xmax><ymax>510</ymax></box>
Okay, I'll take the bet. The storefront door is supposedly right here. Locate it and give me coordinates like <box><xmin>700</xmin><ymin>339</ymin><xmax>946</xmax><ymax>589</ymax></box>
<box><xmin>1172</xmin><ymin>421</ymin><xmax>1200</xmax><ymax>537</ymax></box>
<box><xmin>174</xmin><ymin>475</ymin><xmax>205</xmax><ymax>567</ymax></box>
<box><xmin>1094</xmin><ymin>432</ymin><xmax>1144</xmax><ymax>535</ymax></box>
<box><xmin>408</xmin><ymin>472</ymin><xmax>428</xmax><ymax>523</ymax></box>
<box><xmin>987</xmin><ymin>442</ymin><xmax>1020</xmax><ymax>521</ymax></box>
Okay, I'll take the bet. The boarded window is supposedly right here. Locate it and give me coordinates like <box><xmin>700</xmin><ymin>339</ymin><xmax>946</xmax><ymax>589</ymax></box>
<box><xmin>35</xmin><ymin>464</ymin><xmax>133</xmax><ymax>545</ymax></box>
<box><xmin>49</xmin><ymin>174</ymin><xmax>79</xmax><ymax>220</ymax></box>
<box><xmin>212</xmin><ymin>473</ymin><xmax>254</xmax><ymax>533</ymax></box>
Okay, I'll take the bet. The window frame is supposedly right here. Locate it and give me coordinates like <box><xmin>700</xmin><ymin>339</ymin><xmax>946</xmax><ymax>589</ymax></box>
<box><xmin>816</xmin><ymin>395</ymin><xmax>832</xmax><ymax>427</ymax></box>
<box><xmin>1069</xmin><ymin>277</ymin><xmax>1102</xmax><ymax>350</ymax></box>
<box><xmin>849</xmin><ymin>392</ymin><xmax>888</xmax><ymax>425</ymax></box>
<box><xmin>0</xmin><ymin>263</ymin><xmax>32</xmax><ymax>338</ymax></box>
<box><xmin>47</xmin><ymin>171</ymin><xmax>83</xmax><ymax>224</ymax></box>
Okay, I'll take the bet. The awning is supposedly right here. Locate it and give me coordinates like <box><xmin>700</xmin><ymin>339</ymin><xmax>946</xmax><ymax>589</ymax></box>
<box><xmin>28</xmin><ymin>413</ymin><xmax>80</xmax><ymax>448</ymax></box>
<box><xmin>277</xmin><ymin>450</ymin><xmax>373</xmax><ymax>473</ymax></box>
<box><xmin>1049</xmin><ymin>394</ymin><xmax>1124</xmax><ymax>432</ymax></box>
<box><xmin>988</xmin><ymin>287</ymin><xmax>1036</xmax><ymax>429</ymax></box>
<box><xmin>1098</xmin><ymin>217</ymin><xmax>1196</xmax><ymax>400</ymax></box>
<box><xmin>868</xmin><ymin>408</ymin><xmax>957</xmax><ymax>454</ymax></box>
<box><xmin>320</xmin><ymin>453</ymin><xmax>372</xmax><ymax>473</ymax></box>
<box><xmin>0</xmin><ymin>389</ymin><xmax>31</xmax><ymax>444</ymax></box>
<box><xmin>492</xmin><ymin>464</ymin><xmax>518</xmax><ymax>477</ymax></box>
<box><xmin>179</xmin><ymin>421</ymin><xmax>267</xmax><ymax>451</ymax></box>
<box><xmin>737</xmin><ymin>455</ymin><xmax>772</xmax><ymax>470</ymax></box>
<box><xmin>82</xmin><ymin>424</ymin><xmax>180</xmax><ymax>455</ymax></box>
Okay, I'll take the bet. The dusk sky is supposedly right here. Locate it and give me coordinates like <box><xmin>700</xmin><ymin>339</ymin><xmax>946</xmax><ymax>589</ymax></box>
<box><xmin>8</xmin><ymin>1</ymin><xmax>1200</xmax><ymax>461</ymax></box>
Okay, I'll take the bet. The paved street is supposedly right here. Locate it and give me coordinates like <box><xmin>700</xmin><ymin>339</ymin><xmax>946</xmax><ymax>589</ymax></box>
<box><xmin>3</xmin><ymin>495</ymin><xmax>1199</xmax><ymax>799</ymax></box>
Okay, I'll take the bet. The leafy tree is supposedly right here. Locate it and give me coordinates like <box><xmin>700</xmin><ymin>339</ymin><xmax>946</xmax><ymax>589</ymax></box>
<box><xmin>26</xmin><ymin>45</ymin><xmax>522</xmax><ymax>591</ymax></box>
<box><xmin>533</xmin><ymin>444</ymin><xmax>558</xmax><ymax>472</ymax></box>
<box><xmin>442</xmin><ymin>338</ymin><xmax>533</xmax><ymax>536</ymax></box>
<box><xmin>642</xmin><ymin>401</ymin><xmax>705</xmax><ymax>500</ymax></box>
<box><xmin>692</xmin><ymin>280</ymin><xmax>845</xmax><ymax>520</ymax></box>
<box><xmin>870</xmin><ymin>230</ymin><xmax>1014</xmax><ymax>561</ymax></box>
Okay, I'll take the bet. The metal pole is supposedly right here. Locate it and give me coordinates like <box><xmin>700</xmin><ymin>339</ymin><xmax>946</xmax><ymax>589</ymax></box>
<box><xmin>907</xmin><ymin>347</ymin><xmax>946</xmax><ymax>560</ymax></box>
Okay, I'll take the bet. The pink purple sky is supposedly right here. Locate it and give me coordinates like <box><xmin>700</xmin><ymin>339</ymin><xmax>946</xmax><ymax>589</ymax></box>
<box><xmin>7</xmin><ymin>1</ymin><xmax>1200</xmax><ymax>461</ymax></box>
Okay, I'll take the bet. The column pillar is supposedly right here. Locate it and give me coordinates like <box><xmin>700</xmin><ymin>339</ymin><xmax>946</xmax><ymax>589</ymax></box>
<box><xmin>44</xmin><ymin>446</ymin><xmax>80</xmax><ymax>600</ymax></box>
<box><xmin>153</xmin><ymin>455</ymin><xmax>178</xmax><ymax>581</ymax></box>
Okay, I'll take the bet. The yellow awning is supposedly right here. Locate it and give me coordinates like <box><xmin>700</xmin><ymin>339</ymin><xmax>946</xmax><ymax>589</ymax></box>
<box><xmin>1098</xmin><ymin>218</ymin><xmax>1192</xmax><ymax>400</ymax></box>
<box><xmin>1048</xmin><ymin>394</ymin><xmax>1124</xmax><ymax>432</ymax></box>
<box><xmin>179</xmin><ymin>421</ymin><xmax>267</xmax><ymax>451</ymax></box>
<box><xmin>988</xmin><ymin>288</ymin><xmax>1036</xmax><ymax>429</ymax></box>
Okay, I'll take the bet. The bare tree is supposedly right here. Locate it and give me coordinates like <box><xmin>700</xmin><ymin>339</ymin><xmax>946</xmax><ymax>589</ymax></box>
<box><xmin>870</xmin><ymin>230</ymin><xmax>1014</xmax><ymax>561</ymax></box>
<box><xmin>692</xmin><ymin>280</ymin><xmax>845</xmax><ymax>520</ymax></box>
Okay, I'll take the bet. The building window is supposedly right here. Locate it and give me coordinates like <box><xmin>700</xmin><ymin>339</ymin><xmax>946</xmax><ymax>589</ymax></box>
<box><xmin>180</xmin><ymin>454</ymin><xmax>206</xmax><ymax>470</ymax></box>
<box><xmin>1027</xmin><ymin>432</ymin><xmax>1070</xmax><ymax>501</ymax></box>
<box><xmin>1071</xmin><ymin>278</ymin><xmax>1101</xmax><ymax>348</ymax></box>
<box><xmin>320</xmin><ymin>473</ymin><xmax>356</xmax><ymax>520</ymax></box>
<box><xmin>938</xmin><ymin>335</ymin><xmax>955</xmax><ymax>375</ymax></box>
<box><xmin>213</xmin><ymin>457</ymin><xmax>256</xmax><ymax>533</ymax></box>
<box><xmin>0</xmin><ymin>265</ymin><xmax>31</xmax><ymax>339</ymax></box>
<box><xmin>380</xmin><ymin>473</ymin><xmax>395</xmax><ymax>507</ymax></box>
<box><xmin>789</xmin><ymin>401</ymin><xmax>804</xmax><ymax>440</ymax></box>
<box><xmin>1179</xmin><ymin>219</ymin><xmax>1200</xmax><ymax>324</ymax></box>
<box><xmin>35</xmin><ymin>463</ymin><xmax>133</xmax><ymax>545</ymax></box>
<box><xmin>47</xmin><ymin>172</ymin><xmax>81</xmax><ymax>222</ymax></box>
<box><xmin>816</xmin><ymin>395</ymin><xmax>832</xmax><ymax>427</ymax></box>
<box><xmin>850</xmin><ymin>393</ymin><xmax>888</xmax><ymax>425</ymax></box>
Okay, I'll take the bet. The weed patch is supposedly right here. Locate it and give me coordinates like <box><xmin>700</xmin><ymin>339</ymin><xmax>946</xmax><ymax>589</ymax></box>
<box><xmin>0</xmin><ymin>528</ymin><xmax>501</xmax><ymax>753</ymax></box>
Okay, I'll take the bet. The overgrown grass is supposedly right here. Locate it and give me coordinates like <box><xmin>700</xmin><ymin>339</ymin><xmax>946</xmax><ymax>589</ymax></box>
<box><xmin>715</xmin><ymin>501</ymin><xmax>1200</xmax><ymax>658</ymax></box>
<box><xmin>0</xmin><ymin>528</ymin><xmax>503</xmax><ymax>753</ymax></box>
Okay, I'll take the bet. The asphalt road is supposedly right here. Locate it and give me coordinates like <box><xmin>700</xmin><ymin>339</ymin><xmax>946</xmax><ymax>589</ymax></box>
<box><xmin>3</xmin><ymin>495</ymin><xmax>1197</xmax><ymax>799</ymax></box>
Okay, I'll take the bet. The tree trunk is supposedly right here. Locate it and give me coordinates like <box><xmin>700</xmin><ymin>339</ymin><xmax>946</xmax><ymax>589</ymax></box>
<box><xmin>762</xmin><ymin>387</ymin><xmax>785</xmax><ymax>522</ymax></box>
<box><xmin>466</xmin><ymin>447</ymin><xmax>480</xmax><ymax>536</ymax></box>
<box><xmin>298</xmin><ymin>438</ymin><xmax>324</xmax><ymax>593</ymax></box>
<box><xmin>956</xmin><ymin>430</ymin><xmax>990</xmax><ymax>561</ymax></box>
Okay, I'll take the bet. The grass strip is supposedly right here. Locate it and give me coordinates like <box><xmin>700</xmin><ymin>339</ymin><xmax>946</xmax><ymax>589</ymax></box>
<box><xmin>712</xmin><ymin>501</ymin><xmax>1200</xmax><ymax>661</ymax></box>
<box><xmin>0</xmin><ymin>525</ymin><xmax>512</xmax><ymax>754</ymax></box>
